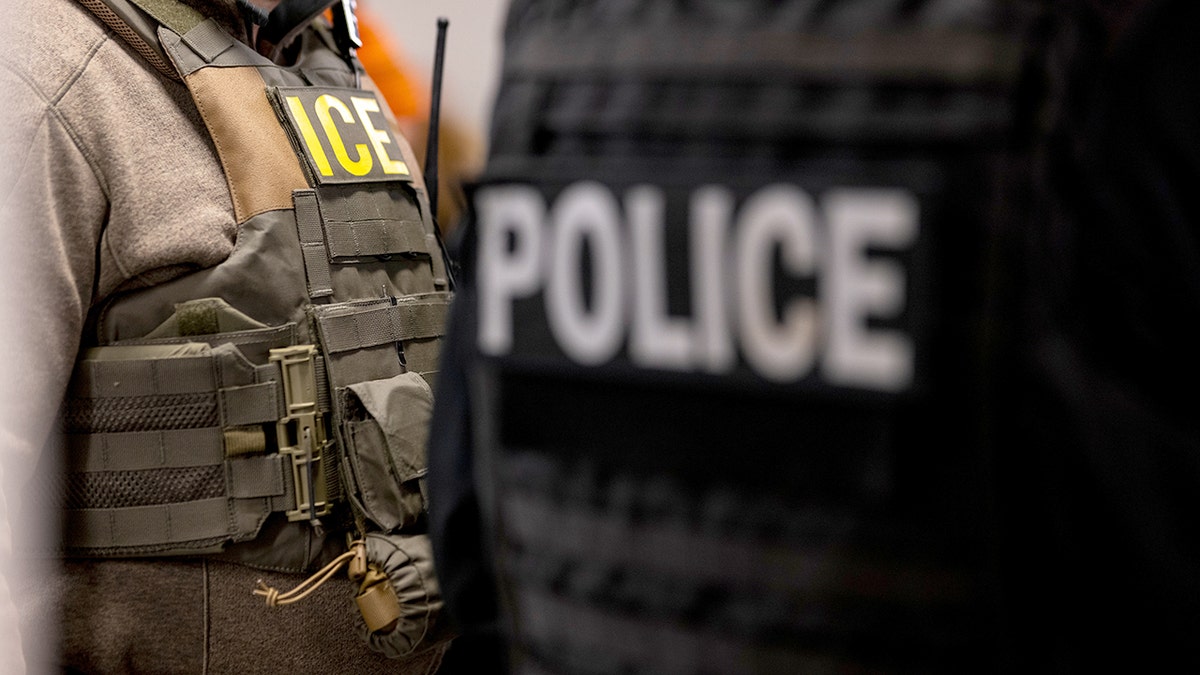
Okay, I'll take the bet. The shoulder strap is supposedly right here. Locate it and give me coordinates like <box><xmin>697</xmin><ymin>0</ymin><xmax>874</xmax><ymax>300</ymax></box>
<box><xmin>76</xmin><ymin>0</ymin><xmax>184</xmax><ymax>81</ymax></box>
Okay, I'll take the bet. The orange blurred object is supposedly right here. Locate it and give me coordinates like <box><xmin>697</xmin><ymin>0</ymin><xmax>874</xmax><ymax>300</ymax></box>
<box><xmin>355</xmin><ymin>5</ymin><xmax>429</xmax><ymax>122</ymax></box>
<box><xmin>326</xmin><ymin>3</ymin><xmax>480</xmax><ymax>233</ymax></box>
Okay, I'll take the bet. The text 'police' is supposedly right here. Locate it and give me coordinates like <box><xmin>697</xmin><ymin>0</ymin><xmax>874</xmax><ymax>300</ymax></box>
<box><xmin>476</xmin><ymin>182</ymin><xmax>919</xmax><ymax>393</ymax></box>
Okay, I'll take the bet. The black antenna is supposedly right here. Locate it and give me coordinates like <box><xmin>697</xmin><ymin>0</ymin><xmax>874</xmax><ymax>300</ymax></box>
<box><xmin>424</xmin><ymin>17</ymin><xmax>449</xmax><ymax>220</ymax></box>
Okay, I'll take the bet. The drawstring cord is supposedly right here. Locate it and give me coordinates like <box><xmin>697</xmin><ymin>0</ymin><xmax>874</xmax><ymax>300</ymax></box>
<box><xmin>254</xmin><ymin>539</ymin><xmax>366</xmax><ymax>608</ymax></box>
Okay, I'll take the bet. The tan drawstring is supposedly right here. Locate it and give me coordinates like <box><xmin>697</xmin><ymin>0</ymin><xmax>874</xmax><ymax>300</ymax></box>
<box><xmin>253</xmin><ymin>539</ymin><xmax>365</xmax><ymax>608</ymax></box>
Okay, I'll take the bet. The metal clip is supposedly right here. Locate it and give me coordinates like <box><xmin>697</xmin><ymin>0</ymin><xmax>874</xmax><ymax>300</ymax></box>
<box><xmin>270</xmin><ymin>345</ymin><xmax>332</xmax><ymax>523</ymax></box>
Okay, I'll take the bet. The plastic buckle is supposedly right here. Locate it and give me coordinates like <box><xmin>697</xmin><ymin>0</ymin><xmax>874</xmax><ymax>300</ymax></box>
<box><xmin>270</xmin><ymin>345</ymin><xmax>332</xmax><ymax>523</ymax></box>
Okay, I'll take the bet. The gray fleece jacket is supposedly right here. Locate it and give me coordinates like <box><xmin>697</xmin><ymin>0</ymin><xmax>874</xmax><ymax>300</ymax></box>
<box><xmin>0</xmin><ymin>1</ymin><xmax>446</xmax><ymax>672</ymax></box>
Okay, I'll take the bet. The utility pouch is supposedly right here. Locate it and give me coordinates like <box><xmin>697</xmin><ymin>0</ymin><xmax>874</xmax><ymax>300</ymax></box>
<box><xmin>338</xmin><ymin>372</ymin><xmax>432</xmax><ymax>533</ymax></box>
<box><xmin>356</xmin><ymin>531</ymin><xmax>444</xmax><ymax>659</ymax></box>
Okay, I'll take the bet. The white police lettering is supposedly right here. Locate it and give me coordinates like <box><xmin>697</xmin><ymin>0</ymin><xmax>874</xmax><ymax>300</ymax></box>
<box><xmin>735</xmin><ymin>185</ymin><xmax>819</xmax><ymax>382</ymax></box>
<box><xmin>476</xmin><ymin>182</ymin><xmax>919</xmax><ymax>392</ymax></box>
<box><xmin>546</xmin><ymin>182</ymin><xmax>625</xmax><ymax>365</ymax></box>
<box><xmin>476</xmin><ymin>186</ymin><xmax>545</xmax><ymax>355</ymax></box>
<box><xmin>823</xmin><ymin>189</ymin><xmax>918</xmax><ymax>392</ymax></box>
<box><xmin>628</xmin><ymin>186</ymin><xmax>694</xmax><ymax>370</ymax></box>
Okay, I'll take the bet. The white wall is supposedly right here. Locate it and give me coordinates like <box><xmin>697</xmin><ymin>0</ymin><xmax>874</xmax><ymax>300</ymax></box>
<box><xmin>366</xmin><ymin>0</ymin><xmax>509</xmax><ymax>163</ymax></box>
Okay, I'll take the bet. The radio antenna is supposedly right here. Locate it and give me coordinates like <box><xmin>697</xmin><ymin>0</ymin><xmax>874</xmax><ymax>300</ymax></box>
<box><xmin>424</xmin><ymin>17</ymin><xmax>449</xmax><ymax>220</ymax></box>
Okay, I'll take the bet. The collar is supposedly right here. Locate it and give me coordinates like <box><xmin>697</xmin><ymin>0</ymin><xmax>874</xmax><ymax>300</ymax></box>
<box><xmin>260</xmin><ymin>0</ymin><xmax>341</xmax><ymax>60</ymax></box>
<box><xmin>183</xmin><ymin>0</ymin><xmax>339</xmax><ymax>58</ymax></box>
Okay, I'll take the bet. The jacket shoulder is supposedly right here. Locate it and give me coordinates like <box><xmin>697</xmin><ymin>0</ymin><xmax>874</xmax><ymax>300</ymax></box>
<box><xmin>0</xmin><ymin>0</ymin><xmax>115</xmax><ymax>102</ymax></box>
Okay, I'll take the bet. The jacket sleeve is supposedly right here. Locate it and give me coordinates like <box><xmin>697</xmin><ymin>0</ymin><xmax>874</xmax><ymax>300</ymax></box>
<box><xmin>0</xmin><ymin>62</ymin><xmax>108</xmax><ymax>528</ymax></box>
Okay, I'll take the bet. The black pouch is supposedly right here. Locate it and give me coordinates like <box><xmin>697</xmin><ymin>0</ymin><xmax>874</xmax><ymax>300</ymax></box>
<box><xmin>339</xmin><ymin>372</ymin><xmax>432</xmax><ymax>532</ymax></box>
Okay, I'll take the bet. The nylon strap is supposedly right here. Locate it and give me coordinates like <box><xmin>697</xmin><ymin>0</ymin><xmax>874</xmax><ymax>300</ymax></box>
<box><xmin>64</xmin><ymin>455</ymin><xmax>297</xmax><ymax>550</ymax></box>
<box><xmin>506</xmin><ymin>28</ymin><xmax>1022</xmax><ymax>85</ymax></box>
<box><xmin>294</xmin><ymin>189</ymin><xmax>335</xmax><ymax>299</ymax></box>
<box><xmin>179</xmin><ymin>18</ymin><xmax>235</xmax><ymax>63</ymax></box>
<box><xmin>315</xmin><ymin>296</ymin><xmax>450</xmax><ymax>355</ymax></box>
<box><xmin>324</xmin><ymin>219</ymin><xmax>429</xmax><ymax>259</ymax></box>
<box><xmin>228</xmin><ymin>454</ymin><xmax>288</xmax><ymax>499</ymax></box>
<box><xmin>66</xmin><ymin>428</ymin><xmax>225</xmax><ymax>472</ymax></box>
<box><xmin>66</xmin><ymin>498</ymin><xmax>231</xmax><ymax>549</ymax></box>
<box><xmin>218</xmin><ymin>382</ymin><xmax>282</xmax><ymax>427</ymax></box>
<box><xmin>515</xmin><ymin>587</ymin><xmax>828</xmax><ymax>675</ymax></box>
<box><xmin>502</xmin><ymin>491</ymin><xmax>969</xmax><ymax>600</ymax></box>
<box><xmin>70</xmin><ymin>355</ymin><xmax>216</xmax><ymax>398</ymax></box>
<box><xmin>78</xmin><ymin>0</ymin><xmax>181</xmax><ymax>81</ymax></box>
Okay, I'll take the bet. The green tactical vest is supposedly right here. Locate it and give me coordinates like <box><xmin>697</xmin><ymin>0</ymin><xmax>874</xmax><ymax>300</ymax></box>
<box><xmin>62</xmin><ymin>0</ymin><xmax>452</xmax><ymax>572</ymax></box>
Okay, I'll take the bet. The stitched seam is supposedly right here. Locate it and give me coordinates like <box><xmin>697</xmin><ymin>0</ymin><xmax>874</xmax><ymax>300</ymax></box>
<box><xmin>100</xmin><ymin>231</ymin><xmax>134</xmax><ymax>293</ymax></box>
<box><xmin>0</xmin><ymin>59</ymin><xmax>110</xmax><ymax>202</ymax></box>
<box><xmin>52</xmin><ymin>32</ymin><xmax>109</xmax><ymax>104</ymax></box>
<box><xmin>186</xmin><ymin>73</ymin><xmax>246</xmax><ymax>222</ymax></box>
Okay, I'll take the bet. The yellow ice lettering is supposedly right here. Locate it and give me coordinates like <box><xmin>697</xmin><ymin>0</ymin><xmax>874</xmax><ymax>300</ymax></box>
<box><xmin>351</xmin><ymin>96</ymin><xmax>408</xmax><ymax>176</ymax></box>
<box><xmin>314</xmin><ymin>94</ymin><xmax>373</xmax><ymax>177</ymax></box>
<box><xmin>286</xmin><ymin>96</ymin><xmax>333</xmax><ymax>177</ymax></box>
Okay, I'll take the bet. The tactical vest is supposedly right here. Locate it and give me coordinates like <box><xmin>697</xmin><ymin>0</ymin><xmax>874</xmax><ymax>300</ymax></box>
<box><xmin>61</xmin><ymin>0</ymin><xmax>451</xmax><ymax>572</ymax></box>
<box><xmin>464</xmin><ymin>1</ymin><xmax>1041</xmax><ymax>671</ymax></box>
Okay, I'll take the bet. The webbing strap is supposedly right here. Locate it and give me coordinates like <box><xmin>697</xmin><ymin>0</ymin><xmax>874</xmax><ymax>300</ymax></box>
<box><xmin>506</xmin><ymin>28</ymin><xmax>1023</xmax><ymax>84</ymax></box>
<box><xmin>514</xmin><ymin>587</ymin><xmax>827</xmax><ymax>675</ymax></box>
<box><xmin>228</xmin><ymin>454</ymin><xmax>287</xmax><ymax>500</ymax></box>
<box><xmin>66</xmin><ymin>428</ymin><xmax>224</xmax><ymax>472</ymax></box>
<box><xmin>124</xmin><ymin>0</ymin><xmax>206</xmax><ymax>36</ymax></box>
<box><xmin>66</xmin><ymin>497</ymin><xmax>231</xmax><ymax>548</ymax></box>
<box><xmin>294</xmin><ymin>190</ymin><xmax>335</xmax><ymax>299</ymax></box>
<box><xmin>64</xmin><ymin>453</ymin><xmax>296</xmax><ymax>550</ymax></box>
<box><xmin>315</xmin><ymin>296</ymin><xmax>450</xmax><ymax>355</ymax></box>
<box><xmin>71</xmin><ymin>355</ymin><xmax>216</xmax><ymax>398</ymax></box>
<box><xmin>218</xmin><ymin>382</ymin><xmax>282</xmax><ymax>427</ymax></box>
<box><xmin>324</xmin><ymin>219</ymin><xmax>429</xmax><ymax>259</ymax></box>
<box><xmin>502</xmin><ymin>492</ymin><xmax>969</xmax><ymax>600</ymax></box>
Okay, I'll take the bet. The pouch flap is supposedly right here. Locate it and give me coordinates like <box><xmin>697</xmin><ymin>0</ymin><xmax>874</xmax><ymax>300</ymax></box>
<box><xmin>345</xmin><ymin>372</ymin><xmax>431</xmax><ymax>483</ymax></box>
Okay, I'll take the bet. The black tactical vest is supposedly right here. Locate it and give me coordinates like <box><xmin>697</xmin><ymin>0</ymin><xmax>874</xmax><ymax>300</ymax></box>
<box><xmin>61</xmin><ymin>0</ymin><xmax>451</xmax><ymax>572</ymax></box>
<box><xmin>460</xmin><ymin>1</ymin><xmax>1042</xmax><ymax>671</ymax></box>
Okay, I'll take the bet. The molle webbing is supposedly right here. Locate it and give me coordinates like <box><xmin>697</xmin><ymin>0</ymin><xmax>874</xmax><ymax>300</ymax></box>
<box><xmin>60</xmin><ymin>346</ymin><xmax>312</xmax><ymax>555</ymax></box>
<box><xmin>315</xmin><ymin>296</ymin><xmax>450</xmax><ymax>355</ymax></box>
<box><xmin>315</xmin><ymin>294</ymin><xmax>451</xmax><ymax>385</ymax></box>
<box><xmin>317</xmin><ymin>186</ymin><xmax>430</xmax><ymax>259</ymax></box>
<box><xmin>63</xmin><ymin>1</ymin><xmax>452</xmax><ymax>565</ymax></box>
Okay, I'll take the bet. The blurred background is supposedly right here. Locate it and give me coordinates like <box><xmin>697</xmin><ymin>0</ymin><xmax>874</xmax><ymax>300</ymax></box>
<box><xmin>359</xmin><ymin>0</ymin><xmax>508</xmax><ymax>232</ymax></box>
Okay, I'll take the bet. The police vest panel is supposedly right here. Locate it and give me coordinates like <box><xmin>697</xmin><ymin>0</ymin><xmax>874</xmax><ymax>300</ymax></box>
<box><xmin>467</xmin><ymin>1</ymin><xmax>1039</xmax><ymax>671</ymax></box>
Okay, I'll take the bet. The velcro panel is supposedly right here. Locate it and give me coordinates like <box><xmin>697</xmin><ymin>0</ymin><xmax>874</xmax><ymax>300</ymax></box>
<box><xmin>122</xmin><ymin>324</ymin><xmax>298</xmax><ymax>367</ymax></box>
<box><xmin>65</xmin><ymin>497</ymin><xmax>232</xmax><ymax>548</ymax></box>
<box><xmin>314</xmin><ymin>295</ymin><xmax>450</xmax><ymax>354</ymax></box>
<box><xmin>66</xmin><ymin>429</ymin><xmax>225</xmax><ymax>472</ymax></box>
<box><xmin>183</xmin><ymin>66</ymin><xmax>309</xmax><ymax>223</ymax></box>
<box><xmin>127</xmin><ymin>0</ymin><xmax>205</xmax><ymax>35</ymax></box>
